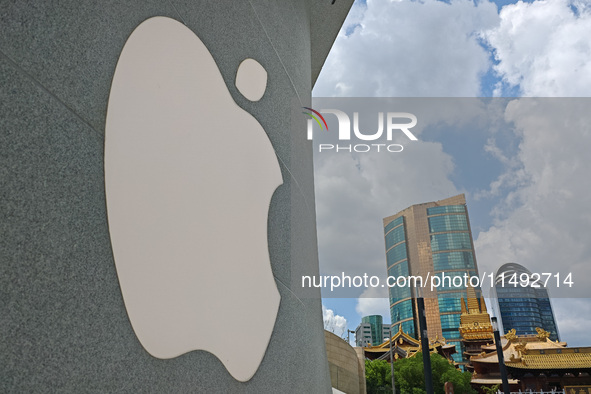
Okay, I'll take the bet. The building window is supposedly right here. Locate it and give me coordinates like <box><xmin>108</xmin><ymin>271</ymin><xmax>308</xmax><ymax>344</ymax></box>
<box><xmin>426</xmin><ymin>205</ymin><xmax>466</xmax><ymax>215</ymax></box>
<box><xmin>430</xmin><ymin>232</ymin><xmax>472</xmax><ymax>252</ymax></box>
<box><xmin>428</xmin><ymin>214</ymin><xmax>468</xmax><ymax>233</ymax></box>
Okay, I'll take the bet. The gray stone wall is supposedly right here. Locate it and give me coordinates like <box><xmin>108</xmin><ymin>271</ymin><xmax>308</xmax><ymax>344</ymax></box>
<box><xmin>1</xmin><ymin>1</ymin><xmax>332</xmax><ymax>392</ymax></box>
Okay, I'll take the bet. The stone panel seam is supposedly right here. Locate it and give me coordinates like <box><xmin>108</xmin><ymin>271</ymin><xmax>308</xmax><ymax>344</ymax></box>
<box><xmin>1</xmin><ymin>30</ymin><xmax>318</xmax><ymax>309</ymax></box>
<box><xmin>277</xmin><ymin>154</ymin><xmax>313</xmax><ymax>215</ymax></box>
<box><xmin>166</xmin><ymin>0</ymin><xmax>188</xmax><ymax>26</ymax></box>
<box><xmin>0</xmin><ymin>48</ymin><xmax>102</xmax><ymax>140</ymax></box>
<box><xmin>247</xmin><ymin>0</ymin><xmax>303</xmax><ymax>106</ymax></box>
<box><xmin>274</xmin><ymin>275</ymin><xmax>306</xmax><ymax>308</ymax></box>
<box><xmin>0</xmin><ymin>35</ymin><xmax>315</xmax><ymax>222</ymax></box>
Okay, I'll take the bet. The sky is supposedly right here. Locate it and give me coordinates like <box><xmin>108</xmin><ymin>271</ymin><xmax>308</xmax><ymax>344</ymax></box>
<box><xmin>313</xmin><ymin>0</ymin><xmax>591</xmax><ymax>346</ymax></box>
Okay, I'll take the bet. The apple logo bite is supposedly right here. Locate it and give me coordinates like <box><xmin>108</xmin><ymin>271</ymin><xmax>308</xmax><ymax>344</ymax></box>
<box><xmin>104</xmin><ymin>17</ymin><xmax>282</xmax><ymax>382</ymax></box>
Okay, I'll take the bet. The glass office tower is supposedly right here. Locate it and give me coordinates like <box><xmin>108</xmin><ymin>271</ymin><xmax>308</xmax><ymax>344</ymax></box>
<box><xmin>355</xmin><ymin>315</ymin><xmax>391</xmax><ymax>346</ymax></box>
<box><xmin>383</xmin><ymin>194</ymin><xmax>480</xmax><ymax>364</ymax></box>
<box><xmin>384</xmin><ymin>215</ymin><xmax>417</xmax><ymax>339</ymax></box>
<box><xmin>363</xmin><ymin>315</ymin><xmax>383</xmax><ymax>346</ymax></box>
<box><xmin>493</xmin><ymin>263</ymin><xmax>560</xmax><ymax>341</ymax></box>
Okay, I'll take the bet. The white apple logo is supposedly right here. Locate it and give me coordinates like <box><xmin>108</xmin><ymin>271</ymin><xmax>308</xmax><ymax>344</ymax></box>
<box><xmin>104</xmin><ymin>17</ymin><xmax>282</xmax><ymax>382</ymax></box>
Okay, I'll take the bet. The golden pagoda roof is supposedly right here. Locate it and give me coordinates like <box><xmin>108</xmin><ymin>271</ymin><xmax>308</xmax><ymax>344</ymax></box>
<box><xmin>506</xmin><ymin>347</ymin><xmax>591</xmax><ymax>370</ymax></box>
<box><xmin>466</xmin><ymin>283</ymin><xmax>480</xmax><ymax>312</ymax></box>
<box><xmin>459</xmin><ymin>282</ymin><xmax>493</xmax><ymax>341</ymax></box>
<box><xmin>363</xmin><ymin>326</ymin><xmax>455</xmax><ymax>358</ymax></box>
<box><xmin>480</xmin><ymin>296</ymin><xmax>488</xmax><ymax>312</ymax></box>
<box><xmin>363</xmin><ymin>324</ymin><xmax>418</xmax><ymax>353</ymax></box>
<box><xmin>472</xmin><ymin>328</ymin><xmax>568</xmax><ymax>365</ymax></box>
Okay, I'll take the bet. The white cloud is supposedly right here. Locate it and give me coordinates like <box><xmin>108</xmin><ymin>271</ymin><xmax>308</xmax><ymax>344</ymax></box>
<box><xmin>355</xmin><ymin>287</ymin><xmax>391</xmax><ymax>322</ymax></box>
<box><xmin>314</xmin><ymin>0</ymin><xmax>591</xmax><ymax>346</ymax></box>
<box><xmin>485</xmin><ymin>0</ymin><xmax>591</xmax><ymax>96</ymax></box>
<box><xmin>315</xmin><ymin>139</ymin><xmax>459</xmax><ymax>287</ymax></box>
<box><xmin>313</xmin><ymin>0</ymin><xmax>499</xmax><ymax>97</ymax></box>
<box><xmin>474</xmin><ymin>99</ymin><xmax>591</xmax><ymax>299</ymax></box>
<box><xmin>322</xmin><ymin>304</ymin><xmax>348</xmax><ymax>338</ymax></box>
<box><xmin>552</xmin><ymin>298</ymin><xmax>591</xmax><ymax>346</ymax></box>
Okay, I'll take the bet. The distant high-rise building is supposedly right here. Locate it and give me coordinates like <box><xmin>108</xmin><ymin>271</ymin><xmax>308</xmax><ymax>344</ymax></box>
<box><xmin>381</xmin><ymin>324</ymin><xmax>391</xmax><ymax>343</ymax></box>
<box><xmin>355</xmin><ymin>315</ymin><xmax>390</xmax><ymax>347</ymax></box>
<box><xmin>383</xmin><ymin>194</ymin><xmax>481</xmax><ymax>365</ymax></box>
<box><xmin>355</xmin><ymin>322</ymin><xmax>372</xmax><ymax>347</ymax></box>
<box><xmin>493</xmin><ymin>263</ymin><xmax>560</xmax><ymax>341</ymax></box>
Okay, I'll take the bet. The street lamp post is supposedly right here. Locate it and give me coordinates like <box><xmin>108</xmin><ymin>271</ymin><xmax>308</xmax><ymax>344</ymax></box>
<box><xmin>417</xmin><ymin>296</ymin><xmax>434</xmax><ymax>394</ymax></box>
<box><xmin>388</xmin><ymin>326</ymin><xmax>396</xmax><ymax>394</ymax></box>
<box><xmin>347</xmin><ymin>329</ymin><xmax>355</xmax><ymax>345</ymax></box>
<box><xmin>491</xmin><ymin>317</ymin><xmax>511</xmax><ymax>394</ymax></box>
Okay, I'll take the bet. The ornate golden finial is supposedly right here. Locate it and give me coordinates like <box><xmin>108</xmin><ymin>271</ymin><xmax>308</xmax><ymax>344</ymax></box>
<box><xmin>480</xmin><ymin>296</ymin><xmax>488</xmax><ymax>312</ymax></box>
<box><xmin>505</xmin><ymin>329</ymin><xmax>517</xmax><ymax>341</ymax></box>
<box><xmin>514</xmin><ymin>342</ymin><xmax>528</xmax><ymax>356</ymax></box>
<box><xmin>466</xmin><ymin>283</ymin><xmax>479</xmax><ymax>312</ymax></box>
<box><xmin>535</xmin><ymin>327</ymin><xmax>550</xmax><ymax>341</ymax></box>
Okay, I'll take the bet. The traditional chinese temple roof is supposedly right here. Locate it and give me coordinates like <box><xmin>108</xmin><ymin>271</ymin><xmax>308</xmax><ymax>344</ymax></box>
<box><xmin>363</xmin><ymin>325</ymin><xmax>456</xmax><ymax>361</ymax></box>
<box><xmin>505</xmin><ymin>347</ymin><xmax>591</xmax><ymax>370</ymax></box>
<box><xmin>471</xmin><ymin>328</ymin><xmax>591</xmax><ymax>391</ymax></box>
<box><xmin>473</xmin><ymin>328</ymin><xmax>568</xmax><ymax>365</ymax></box>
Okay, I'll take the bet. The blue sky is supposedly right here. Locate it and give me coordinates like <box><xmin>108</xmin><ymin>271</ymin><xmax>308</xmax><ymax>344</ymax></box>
<box><xmin>313</xmin><ymin>0</ymin><xmax>591</xmax><ymax>346</ymax></box>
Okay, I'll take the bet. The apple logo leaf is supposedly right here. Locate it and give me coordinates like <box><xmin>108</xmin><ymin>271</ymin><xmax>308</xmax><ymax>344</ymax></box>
<box><xmin>104</xmin><ymin>16</ymin><xmax>282</xmax><ymax>382</ymax></box>
<box><xmin>236</xmin><ymin>58</ymin><xmax>267</xmax><ymax>102</ymax></box>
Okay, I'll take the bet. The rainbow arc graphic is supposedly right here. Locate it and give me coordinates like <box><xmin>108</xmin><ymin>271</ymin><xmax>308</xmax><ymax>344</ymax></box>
<box><xmin>302</xmin><ymin>107</ymin><xmax>328</xmax><ymax>131</ymax></box>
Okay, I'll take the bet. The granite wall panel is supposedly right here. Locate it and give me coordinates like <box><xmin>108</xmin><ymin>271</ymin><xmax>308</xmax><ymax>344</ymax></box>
<box><xmin>1</xmin><ymin>1</ymin><xmax>331</xmax><ymax>392</ymax></box>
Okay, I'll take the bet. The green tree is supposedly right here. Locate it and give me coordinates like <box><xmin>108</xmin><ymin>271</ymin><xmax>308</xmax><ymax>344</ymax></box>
<box><xmin>388</xmin><ymin>353</ymin><xmax>476</xmax><ymax>394</ymax></box>
<box><xmin>365</xmin><ymin>359</ymin><xmax>392</xmax><ymax>394</ymax></box>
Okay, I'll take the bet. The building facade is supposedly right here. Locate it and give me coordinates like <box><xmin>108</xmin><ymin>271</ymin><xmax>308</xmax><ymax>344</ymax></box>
<box><xmin>355</xmin><ymin>315</ymin><xmax>390</xmax><ymax>347</ymax></box>
<box><xmin>1</xmin><ymin>1</ymin><xmax>353</xmax><ymax>392</ymax></box>
<box><xmin>356</xmin><ymin>322</ymin><xmax>372</xmax><ymax>347</ymax></box>
<box><xmin>493</xmin><ymin>263</ymin><xmax>560</xmax><ymax>341</ymax></box>
<box><xmin>383</xmin><ymin>194</ymin><xmax>481</xmax><ymax>365</ymax></box>
<box><xmin>382</xmin><ymin>324</ymin><xmax>392</xmax><ymax>343</ymax></box>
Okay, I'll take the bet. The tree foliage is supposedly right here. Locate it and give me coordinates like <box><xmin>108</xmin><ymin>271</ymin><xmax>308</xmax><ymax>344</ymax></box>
<box><xmin>481</xmin><ymin>384</ymin><xmax>499</xmax><ymax>394</ymax></box>
<box><xmin>365</xmin><ymin>359</ymin><xmax>392</xmax><ymax>394</ymax></box>
<box><xmin>365</xmin><ymin>353</ymin><xmax>476</xmax><ymax>394</ymax></box>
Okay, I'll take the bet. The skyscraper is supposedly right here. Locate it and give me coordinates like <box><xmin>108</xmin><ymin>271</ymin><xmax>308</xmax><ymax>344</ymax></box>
<box><xmin>383</xmin><ymin>194</ymin><xmax>480</xmax><ymax>364</ymax></box>
<box><xmin>493</xmin><ymin>263</ymin><xmax>560</xmax><ymax>341</ymax></box>
<box><xmin>355</xmin><ymin>315</ymin><xmax>390</xmax><ymax>347</ymax></box>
